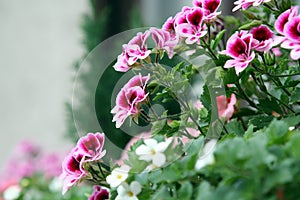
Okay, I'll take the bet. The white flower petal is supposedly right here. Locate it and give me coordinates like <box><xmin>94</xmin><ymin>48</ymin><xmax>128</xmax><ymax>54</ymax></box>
<box><xmin>152</xmin><ymin>152</ymin><xmax>166</xmax><ymax>167</ymax></box>
<box><xmin>136</xmin><ymin>145</ymin><xmax>151</xmax><ymax>155</ymax></box>
<box><xmin>195</xmin><ymin>139</ymin><xmax>217</xmax><ymax>170</ymax></box>
<box><xmin>130</xmin><ymin>181</ymin><xmax>142</xmax><ymax>195</ymax></box>
<box><xmin>138</xmin><ymin>154</ymin><xmax>152</xmax><ymax>162</ymax></box>
<box><xmin>155</xmin><ymin>140</ymin><xmax>171</xmax><ymax>153</ymax></box>
<box><xmin>144</xmin><ymin>139</ymin><xmax>158</xmax><ymax>147</ymax></box>
<box><xmin>117</xmin><ymin>182</ymin><xmax>129</xmax><ymax>195</ymax></box>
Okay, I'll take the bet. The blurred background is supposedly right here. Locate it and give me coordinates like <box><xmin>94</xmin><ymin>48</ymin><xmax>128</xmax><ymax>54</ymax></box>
<box><xmin>0</xmin><ymin>0</ymin><xmax>191</xmax><ymax>168</ymax></box>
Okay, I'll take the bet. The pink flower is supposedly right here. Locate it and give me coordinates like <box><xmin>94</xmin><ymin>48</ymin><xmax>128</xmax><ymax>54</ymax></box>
<box><xmin>250</xmin><ymin>25</ymin><xmax>274</xmax><ymax>52</ymax></box>
<box><xmin>61</xmin><ymin>149</ymin><xmax>87</xmax><ymax>194</ymax></box>
<box><xmin>16</xmin><ymin>140</ymin><xmax>40</xmax><ymax>157</ymax></box>
<box><xmin>40</xmin><ymin>153</ymin><xmax>63</xmax><ymax>178</ymax></box>
<box><xmin>88</xmin><ymin>185</ymin><xmax>109</xmax><ymax>200</ymax></box>
<box><xmin>221</xmin><ymin>31</ymin><xmax>255</xmax><ymax>75</ymax></box>
<box><xmin>162</xmin><ymin>17</ymin><xmax>177</xmax><ymax>38</ymax></box>
<box><xmin>233</xmin><ymin>0</ymin><xmax>271</xmax><ymax>12</ymax></box>
<box><xmin>193</xmin><ymin>0</ymin><xmax>222</xmax><ymax>21</ymax></box>
<box><xmin>186</xmin><ymin>100</ymin><xmax>204</xmax><ymax>139</ymax></box>
<box><xmin>283</xmin><ymin>16</ymin><xmax>300</xmax><ymax>43</ymax></box>
<box><xmin>111</xmin><ymin>74</ymin><xmax>150</xmax><ymax>128</ymax></box>
<box><xmin>76</xmin><ymin>132</ymin><xmax>106</xmax><ymax>162</ymax></box>
<box><xmin>281</xmin><ymin>40</ymin><xmax>300</xmax><ymax>60</ymax></box>
<box><xmin>150</xmin><ymin>27</ymin><xmax>178</xmax><ymax>59</ymax></box>
<box><xmin>113</xmin><ymin>32</ymin><xmax>151</xmax><ymax>72</ymax></box>
<box><xmin>174</xmin><ymin>7</ymin><xmax>207</xmax><ymax>44</ymax></box>
<box><xmin>274</xmin><ymin>6</ymin><xmax>298</xmax><ymax>35</ymax></box>
<box><xmin>216</xmin><ymin>94</ymin><xmax>237</xmax><ymax>122</ymax></box>
<box><xmin>272</xmin><ymin>47</ymin><xmax>282</xmax><ymax>57</ymax></box>
<box><xmin>274</xmin><ymin>6</ymin><xmax>300</xmax><ymax>60</ymax></box>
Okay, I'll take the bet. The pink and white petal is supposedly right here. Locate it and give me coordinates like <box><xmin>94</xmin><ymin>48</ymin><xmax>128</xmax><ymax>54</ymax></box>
<box><xmin>290</xmin><ymin>47</ymin><xmax>300</xmax><ymax>60</ymax></box>
<box><xmin>234</xmin><ymin>62</ymin><xmax>249</xmax><ymax>75</ymax></box>
<box><xmin>281</xmin><ymin>40</ymin><xmax>297</xmax><ymax>49</ymax></box>
<box><xmin>223</xmin><ymin>59</ymin><xmax>239</xmax><ymax>69</ymax></box>
<box><xmin>175</xmin><ymin>23</ymin><xmax>195</xmax><ymax>37</ymax></box>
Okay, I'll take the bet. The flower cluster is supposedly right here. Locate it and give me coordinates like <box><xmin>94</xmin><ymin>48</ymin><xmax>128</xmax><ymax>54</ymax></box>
<box><xmin>233</xmin><ymin>0</ymin><xmax>271</xmax><ymax>11</ymax></box>
<box><xmin>111</xmin><ymin>74</ymin><xmax>150</xmax><ymax>128</ymax></box>
<box><xmin>274</xmin><ymin>6</ymin><xmax>300</xmax><ymax>60</ymax></box>
<box><xmin>0</xmin><ymin>141</ymin><xmax>64</xmax><ymax>200</ymax></box>
<box><xmin>222</xmin><ymin>24</ymin><xmax>275</xmax><ymax>74</ymax></box>
<box><xmin>61</xmin><ymin>0</ymin><xmax>300</xmax><ymax>199</ymax></box>
<box><xmin>61</xmin><ymin>132</ymin><xmax>106</xmax><ymax>194</ymax></box>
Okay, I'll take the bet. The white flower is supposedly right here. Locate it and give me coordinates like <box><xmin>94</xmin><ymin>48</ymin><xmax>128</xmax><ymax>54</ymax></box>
<box><xmin>195</xmin><ymin>139</ymin><xmax>217</xmax><ymax>170</ymax></box>
<box><xmin>289</xmin><ymin>126</ymin><xmax>295</xmax><ymax>131</ymax></box>
<box><xmin>115</xmin><ymin>181</ymin><xmax>141</xmax><ymax>200</ymax></box>
<box><xmin>136</xmin><ymin>139</ymin><xmax>171</xmax><ymax>167</ymax></box>
<box><xmin>106</xmin><ymin>165</ymin><xmax>130</xmax><ymax>188</ymax></box>
<box><xmin>3</xmin><ymin>185</ymin><xmax>21</xmax><ymax>200</ymax></box>
<box><xmin>49</xmin><ymin>177</ymin><xmax>63</xmax><ymax>192</ymax></box>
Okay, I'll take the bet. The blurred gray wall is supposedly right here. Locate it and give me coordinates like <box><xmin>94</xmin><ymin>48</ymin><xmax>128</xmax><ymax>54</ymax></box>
<box><xmin>0</xmin><ymin>0</ymin><xmax>88</xmax><ymax>166</ymax></box>
<box><xmin>141</xmin><ymin>0</ymin><xmax>188</xmax><ymax>27</ymax></box>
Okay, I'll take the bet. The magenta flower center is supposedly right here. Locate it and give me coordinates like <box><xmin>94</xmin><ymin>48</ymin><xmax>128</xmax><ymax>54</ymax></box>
<box><xmin>233</xmin><ymin>39</ymin><xmax>247</xmax><ymax>55</ymax></box>
<box><xmin>251</xmin><ymin>26</ymin><xmax>273</xmax><ymax>41</ymax></box>
<box><xmin>204</xmin><ymin>0</ymin><xmax>220</xmax><ymax>13</ymax></box>
<box><xmin>67</xmin><ymin>156</ymin><xmax>81</xmax><ymax>173</ymax></box>
<box><xmin>187</xmin><ymin>9</ymin><xmax>203</xmax><ymax>26</ymax></box>
<box><xmin>129</xmin><ymin>91</ymin><xmax>138</xmax><ymax>103</ymax></box>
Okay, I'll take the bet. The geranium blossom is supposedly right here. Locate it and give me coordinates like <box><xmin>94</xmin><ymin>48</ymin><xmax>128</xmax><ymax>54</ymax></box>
<box><xmin>136</xmin><ymin>138</ymin><xmax>171</xmax><ymax>167</ymax></box>
<box><xmin>115</xmin><ymin>181</ymin><xmax>141</xmax><ymax>200</ymax></box>
<box><xmin>281</xmin><ymin>16</ymin><xmax>300</xmax><ymax>60</ymax></box>
<box><xmin>233</xmin><ymin>0</ymin><xmax>271</xmax><ymax>12</ymax></box>
<box><xmin>162</xmin><ymin>17</ymin><xmax>176</xmax><ymax>38</ymax></box>
<box><xmin>113</xmin><ymin>32</ymin><xmax>151</xmax><ymax>72</ymax></box>
<box><xmin>106</xmin><ymin>165</ymin><xmax>130</xmax><ymax>188</ymax></box>
<box><xmin>88</xmin><ymin>185</ymin><xmax>109</xmax><ymax>200</ymax></box>
<box><xmin>61</xmin><ymin>132</ymin><xmax>107</xmax><ymax>194</ymax></box>
<box><xmin>111</xmin><ymin>74</ymin><xmax>150</xmax><ymax>128</ymax></box>
<box><xmin>221</xmin><ymin>31</ymin><xmax>255</xmax><ymax>75</ymax></box>
<box><xmin>174</xmin><ymin>7</ymin><xmax>207</xmax><ymax>44</ymax></box>
<box><xmin>250</xmin><ymin>25</ymin><xmax>274</xmax><ymax>52</ymax></box>
<box><xmin>76</xmin><ymin>132</ymin><xmax>106</xmax><ymax>161</ymax></box>
<box><xmin>193</xmin><ymin>0</ymin><xmax>222</xmax><ymax>21</ymax></box>
<box><xmin>274</xmin><ymin>6</ymin><xmax>298</xmax><ymax>35</ymax></box>
<box><xmin>274</xmin><ymin>6</ymin><xmax>300</xmax><ymax>60</ymax></box>
<box><xmin>216</xmin><ymin>94</ymin><xmax>237</xmax><ymax>122</ymax></box>
<box><xmin>61</xmin><ymin>150</ymin><xmax>87</xmax><ymax>194</ymax></box>
<box><xmin>150</xmin><ymin>27</ymin><xmax>178</xmax><ymax>59</ymax></box>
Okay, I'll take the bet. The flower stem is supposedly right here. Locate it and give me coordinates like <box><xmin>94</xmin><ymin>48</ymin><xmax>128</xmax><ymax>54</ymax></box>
<box><xmin>201</xmin><ymin>39</ymin><xmax>218</xmax><ymax>60</ymax></box>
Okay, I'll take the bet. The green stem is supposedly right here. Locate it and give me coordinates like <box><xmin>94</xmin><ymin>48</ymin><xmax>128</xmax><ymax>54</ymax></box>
<box><xmin>201</xmin><ymin>39</ymin><xmax>218</xmax><ymax>60</ymax></box>
<box><xmin>236</xmin><ymin>82</ymin><xmax>258</xmax><ymax>109</ymax></box>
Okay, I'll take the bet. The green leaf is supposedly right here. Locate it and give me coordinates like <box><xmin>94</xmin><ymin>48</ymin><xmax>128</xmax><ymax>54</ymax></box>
<box><xmin>212</xmin><ymin>30</ymin><xmax>226</xmax><ymax>50</ymax></box>
<box><xmin>290</xmin><ymin>87</ymin><xmax>300</xmax><ymax>103</ymax></box>
<box><xmin>239</xmin><ymin>20</ymin><xmax>262</xmax><ymax>30</ymax></box>
<box><xmin>249</xmin><ymin>115</ymin><xmax>274</xmax><ymax>129</ymax></box>
<box><xmin>265</xmin><ymin>120</ymin><xmax>289</xmax><ymax>145</ymax></box>
<box><xmin>281</xmin><ymin>115</ymin><xmax>300</xmax><ymax>127</ymax></box>
<box><xmin>285</xmin><ymin>132</ymin><xmax>300</xmax><ymax>159</ymax></box>
<box><xmin>151</xmin><ymin>111</ymin><xmax>168</xmax><ymax>135</ymax></box>
<box><xmin>225</xmin><ymin>119</ymin><xmax>245</xmax><ymax>136</ymax></box>
<box><xmin>257</xmin><ymin>98</ymin><xmax>282</xmax><ymax>115</ymax></box>
<box><xmin>178</xmin><ymin>182</ymin><xmax>193</xmax><ymax>199</ymax></box>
